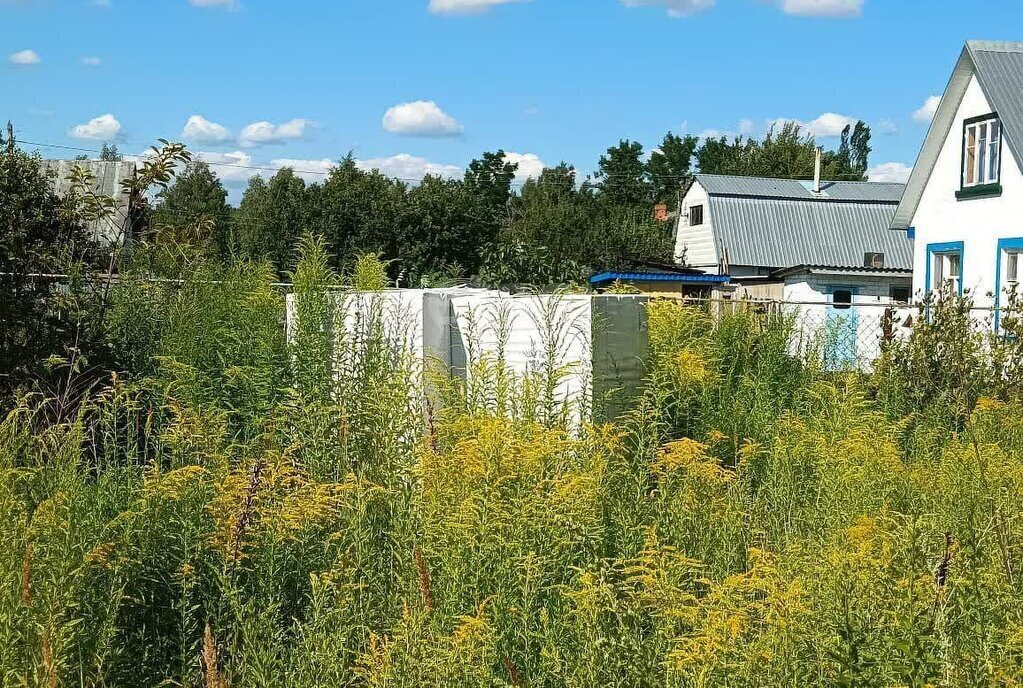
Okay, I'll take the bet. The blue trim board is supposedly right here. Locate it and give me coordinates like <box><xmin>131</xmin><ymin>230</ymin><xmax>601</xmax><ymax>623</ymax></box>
<box><xmin>590</xmin><ymin>271</ymin><xmax>731</xmax><ymax>285</ymax></box>
<box><xmin>924</xmin><ymin>241</ymin><xmax>965</xmax><ymax>297</ymax></box>
<box><xmin>994</xmin><ymin>237</ymin><xmax>1023</xmax><ymax>331</ymax></box>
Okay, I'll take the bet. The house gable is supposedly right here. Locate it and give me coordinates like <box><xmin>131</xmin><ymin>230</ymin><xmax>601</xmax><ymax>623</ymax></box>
<box><xmin>673</xmin><ymin>180</ymin><xmax>718</xmax><ymax>269</ymax></box>
<box><xmin>893</xmin><ymin>41</ymin><xmax>1023</xmax><ymax>230</ymax></box>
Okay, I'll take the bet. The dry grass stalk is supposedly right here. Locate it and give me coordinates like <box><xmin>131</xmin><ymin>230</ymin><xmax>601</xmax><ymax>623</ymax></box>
<box><xmin>414</xmin><ymin>546</ymin><xmax>434</xmax><ymax>611</ymax></box>
<box><xmin>503</xmin><ymin>655</ymin><xmax>525</xmax><ymax>687</ymax></box>
<box><xmin>231</xmin><ymin>459</ymin><xmax>264</xmax><ymax>565</ymax></box>
<box><xmin>42</xmin><ymin>628</ymin><xmax>56</xmax><ymax>688</ymax></box>
<box><xmin>203</xmin><ymin>621</ymin><xmax>228</xmax><ymax>688</ymax></box>
<box><xmin>21</xmin><ymin>543</ymin><xmax>32</xmax><ymax>606</ymax></box>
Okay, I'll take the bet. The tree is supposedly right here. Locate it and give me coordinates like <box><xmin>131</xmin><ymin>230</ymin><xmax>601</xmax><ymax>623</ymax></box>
<box><xmin>406</xmin><ymin>174</ymin><xmax>492</xmax><ymax>279</ymax></box>
<box><xmin>647</xmin><ymin>132</ymin><xmax>699</xmax><ymax>206</ymax></box>
<box><xmin>237</xmin><ymin>168</ymin><xmax>308</xmax><ymax>275</ymax></box>
<box><xmin>151</xmin><ymin>162</ymin><xmax>232</xmax><ymax>259</ymax></box>
<box><xmin>464</xmin><ymin>150</ymin><xmax>518</xmax><ymax>220</ymax></box>
<box><xmin>694</xmin><ymin>120</ymin><xmax>873</xmax><ymax>181</ymax></box>
<box><xmin>596</xmin><ymin>140</ymin><xmax>652</xmax><ymax>207</ymax></box>
<box><xmin>99</xmin><ymin>143</ymin><xmax>122</xmax><ymax>161</ymax></box>
<box><xmin>0</xmin><ymin>140</ymin><xmax>92</xmax><ymax>401</ymax></box>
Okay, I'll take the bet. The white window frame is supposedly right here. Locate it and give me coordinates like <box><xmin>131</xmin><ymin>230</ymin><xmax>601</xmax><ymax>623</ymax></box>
<box><xmin>933</xmin><ymin>252</ymin><xmax>961</xmax><ymax>294</ymax></box>
<box><xmin>962</xmin><ymin>115</ymin><xmax>1001</xmax><ymax>188</ymax></box>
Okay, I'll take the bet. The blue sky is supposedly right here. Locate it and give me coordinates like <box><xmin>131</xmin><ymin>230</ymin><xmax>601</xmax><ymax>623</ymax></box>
<box><xmin>3</xmin><ymin>0</ymin><xmax>1021</xmax><ymax>202</ymax></box>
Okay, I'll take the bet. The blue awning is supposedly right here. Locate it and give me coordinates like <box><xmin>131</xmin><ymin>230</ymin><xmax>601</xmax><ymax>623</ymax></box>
<box><xmin>590</xmin><ymin>271</ymin><xmax>731</xmax><ymax>285</ymax></box>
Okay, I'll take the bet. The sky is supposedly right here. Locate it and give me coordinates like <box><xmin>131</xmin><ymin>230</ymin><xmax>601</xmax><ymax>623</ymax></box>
<box><xmin>3</xmin><ymin>0</ymin><xmax>1022</xmax><ymax>203</ymax></box>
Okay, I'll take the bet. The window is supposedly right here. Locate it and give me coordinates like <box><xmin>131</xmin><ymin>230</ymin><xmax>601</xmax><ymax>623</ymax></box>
<box><xmin>962</xmin><ymin>115</ymin><xmax>1001</xmax><ymax>189</ymax></box>
<box><xmin>933</xmin><ymin>251</ymin><xmax>961</xmax><ymax>293</ymax></box>
<box><xmin>688</xmin><ymin>204</ymin><xmax>704</xmax><ymax>226</ymax></box>
<box><xmin>890</xmin><ymin>286</ymin><xmax>911</xmax><ymax>304</ymax></box>
<box><xmin>1008</xmin><ymin>251</ymin><xmax>1020</xmax><ymax>286</ymax></box>
<box><xmin>831</xmin><ymin>289</ymin><xmax>853</xmax><ymax>310</ymax></box>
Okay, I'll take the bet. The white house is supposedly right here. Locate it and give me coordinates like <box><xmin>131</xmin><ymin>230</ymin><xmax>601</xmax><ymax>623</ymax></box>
<box><xmin>892</xmin><ymin>40</ymin><xmax>1023</xmax><ymax>326</ymax></box>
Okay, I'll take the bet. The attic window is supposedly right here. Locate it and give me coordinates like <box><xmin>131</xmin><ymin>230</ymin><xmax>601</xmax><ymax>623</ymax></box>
<box><xmin>961</xmin><ymin>114</ymin><xmax>1001</xmax><ymax>190</ymax></box>
<box><xmin>688</xmin><ymin>205</ymin><xmax>704</xmax><ymax>226</ymax></box>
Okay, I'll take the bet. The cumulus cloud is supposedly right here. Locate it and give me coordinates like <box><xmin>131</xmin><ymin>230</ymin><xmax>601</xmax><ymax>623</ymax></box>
<box><xmin>913</xmin><ymin>95</ymin><xmax>941</xmax><ymax>123</ymax></box>
<box><xmin>428</xmin><ymin>0</ymin><xmax>526</xmax><ymax>15</ymax></box>
<box><xmin>504</xmin><ymin>152</ymin><xmax>546</xmax><ymax>184</ymax></box>
<box><xmin>192</xmin><ymin>151</ymin><xmax>258</xmax><ymax>184</ymax></box>
<box><xmin>239</xmin><ymin>119</ymin><xmax>312</xmax><ymax>147</ymax></box>
<box><xmin>9</xmin><ymin>49</ymin><xmax>40</xmax><ymax>66</ymax></box>
<box><xmin>80</xmin><ymin>56</ymin><xmax>102</xmax><ymax>67</ymax></box>
<box><xmin>738</xmin><ymin>118</ymin><xmax>755</xmax><ymax>135</ymax></box>
<box><xmin>383</xmin><ymin>101</ymin><xmax>463</xmax><ymax>137</ymax></box>
<box><xmin>357</xmin><ymin>153</ymin><xmax>463</xmax><ymax>181</ymax></box>
<box><xmin>182</xmin><ymin>115</ymin><xmax>232</xmax><ymax>144</ymax></box>
<box><xmin>867</xmin><ymin>162</ymin><xmax>912</xmax><ymax>184</ymax></box>
<box><xmin>620</xmin><ymin>0</ymin><xmax>714</xmax><ymax>17</ymax></box>
<box><xmin>268</xmin><ymin>158</ymin><xmax>337</xmax><ymax>184</ymax></box>
<box><xmin>877</xmin><ymin>119</ymin><xmax>898</xmax><ymax>135</ymax></box>
<box><xmin>772</xmin><ymin>112</ymin><xmax>858</xmax><ymax>137</ymax></box>
<box><xmin>69</xmin><ymin>113</ymin><xmax>122</xmax><ymax>140</ymax></box>
<box><xmin>780</xmin><ymin>0</ymin><xmax>862</xmax><ymax>17</ymax></box>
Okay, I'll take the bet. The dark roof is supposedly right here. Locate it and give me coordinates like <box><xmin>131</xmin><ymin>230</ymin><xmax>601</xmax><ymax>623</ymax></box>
<box><xmin>696</xmin><ymin>174</ymin><xmax>905</xmax><ymax>203</ymax></box>
<box><xmin>692</xmin><ymin>175</ymin><xmax>912</xmax><ymax>271</ymax></box>
<box><xmin>892</xmin><ymin>41</ymin><xmax>1023</xmax><ymax>229</ymax></box>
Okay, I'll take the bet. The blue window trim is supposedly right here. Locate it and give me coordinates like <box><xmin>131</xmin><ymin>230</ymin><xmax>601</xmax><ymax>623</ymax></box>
<box><xmin>994</xmin><ymin>237</ymin><xmax>1023</xmax><ymax>331</ymax></box>
<box><xmin>925</xmin><ymin>241</ymin><xmax>965</xmax><ymax>297</ymax></box>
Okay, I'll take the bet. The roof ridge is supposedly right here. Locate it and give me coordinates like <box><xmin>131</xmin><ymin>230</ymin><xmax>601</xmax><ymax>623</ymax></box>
<box><xmin>967</xmin><ymin>40</ymin><xmax>1023</xmax><ymax>54</ymax></box>
<box><xmin>695</xmin><ymin>172</ymin><xmax>901</xmax><ymax>186</ymax></box>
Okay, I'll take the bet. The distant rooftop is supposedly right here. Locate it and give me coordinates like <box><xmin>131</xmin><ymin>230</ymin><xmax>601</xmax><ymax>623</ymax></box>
<box><xmin>690</xmin><ymin>174</ymin><xmax>911</xmax><ymax>271</ymax></box>
<box><xmin>695</xmin><ymin>174</ymin><xmax>905</xmax><ymax>203</ymax></box>
<box><xmin>40</xmin><ymin>159</ymin><xmax>136</xmax><ymax>243</ymax></box>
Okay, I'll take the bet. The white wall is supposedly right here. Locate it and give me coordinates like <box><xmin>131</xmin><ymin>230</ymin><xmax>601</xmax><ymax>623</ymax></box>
<box><xmin>911</xmin><ymin>74</ymin><xmax>1023</xmax><ymax>306</ymax></box>
<box><xmin>674</xmin><ymin>181</ymin><xmax>718</xmax><ymax>269</ymax></box>
<box><xmin>783</xmin><ymin>273</ymin><xmax>912</xmax><ymax>367</ymax></box>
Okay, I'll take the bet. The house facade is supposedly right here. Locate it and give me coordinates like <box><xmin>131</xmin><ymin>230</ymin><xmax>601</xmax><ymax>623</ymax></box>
<box><xmin>673</xmin><ymin>173</ymin><xmax>913</xmax><ymax>367</ymax></box>
<box><xmin>674</xmin><ymin>173</ymin><xmax>913</xmax><ymax>303</ymax></box>
<box><xmin>891</xmin><ymin>41</ymin><xmax>1023</xmax><ymax>325</ymax></box>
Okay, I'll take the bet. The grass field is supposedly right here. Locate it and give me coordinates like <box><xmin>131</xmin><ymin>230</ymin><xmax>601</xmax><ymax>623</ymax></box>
<box><xmin>2</xmin><ymin>245</ymin><xmax>1022</xmax><ymax>686</ymax></box>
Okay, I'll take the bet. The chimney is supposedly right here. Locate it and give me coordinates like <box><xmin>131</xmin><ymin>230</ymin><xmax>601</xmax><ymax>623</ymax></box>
<box><xmin>813</xmin><ymin>147</ymin><xmax>822</xmax><ymax>194</ymax></box>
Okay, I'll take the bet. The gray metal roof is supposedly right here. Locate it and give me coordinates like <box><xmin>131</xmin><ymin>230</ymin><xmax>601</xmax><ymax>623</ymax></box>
<box><xmin>892</xmin><ymin>41</ymin><xmax>1023</xmax><ymax>230</ymax></box>
<box><xmin>41</xmin><ymin>159</ymin><xmax>136</xmax><ymax>242</ymax></box>
<box><xmin>706</xmin><ymin>194</ymin><xmax>912</xmax><ymax>271</ymax></box>
<box><xmin>696</xmin><ymin>174</ymin><xmax>905</xmax><ymax>202</ymax></box>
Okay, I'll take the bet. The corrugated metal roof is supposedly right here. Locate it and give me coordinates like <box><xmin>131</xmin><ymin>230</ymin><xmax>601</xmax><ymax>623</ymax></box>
<box><xmin>41</xmin><ymin>159</ymin><xmax>136</xmax><ymax>242</ymax></box>
<box><xmin>590</xmin><ymin>271</ymin><xmax>730</xmax><ymax>285</ymax></box>
<box><xmin>696</xmin><ymin>174</ymin><xmax>904</xmax><ymax>202</ymax></box>
<box><xmin>892</xmin><ymin>41</ymin><xmax>1023</xmax><ymax>230</ymax></box>
<box><xmin>708</xmin><ymin>195</ymin><xmax>912</xmax><ymax>270</ymax></box>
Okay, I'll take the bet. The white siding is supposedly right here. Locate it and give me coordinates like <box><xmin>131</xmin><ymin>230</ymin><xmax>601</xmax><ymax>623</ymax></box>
<box><xmin>674</xmin><ymin>182</ymin><xmax>718</xmax><ymax>269</ymax></box>
<box><xmin>911</xmin><ymin>75</ymin><xmax>1023</xmax><ymax>305</ymax></box>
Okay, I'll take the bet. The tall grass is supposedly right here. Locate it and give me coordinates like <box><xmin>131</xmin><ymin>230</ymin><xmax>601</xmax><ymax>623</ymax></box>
<box><xmin>1</xmin><ymin>258</ymin><xmax>1022</xmax><ymax>686</ymax></box>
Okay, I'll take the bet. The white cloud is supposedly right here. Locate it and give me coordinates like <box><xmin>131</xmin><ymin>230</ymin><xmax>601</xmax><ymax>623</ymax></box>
<box><xmin>238</xmin><ymin>118</ymin><xmax>312</xmax><ymax>147</ymax></box>
<box><xmin>621</xmin><ymin>0</ymin><xmax>714</xmax><ymax>17</ymax></box>
<box><xmin>69</xmin><ymin>113</ymin><xmax>121</xmax><ymax>140</ymax></box>
<box><xmin>877</xmin><ymin>119</ymin><xmax>898</xmax><ymax>135</ymax></box>
<box><xmin>780</xmin><ymin>0</ymin><xmax>862</xmax><ymax>17</ymax></box>
<box><xmin>504</xmin><ymin>152</ymin><xmax>546</xmax><ymax>184</ymax></box>
<box><xmin>699</xmin><ymin>128</ymin><xmax>725</xmax><ymax>139</ymax></box>
<box><xmin>772</xmin><ymin>112</ymin><xmax>858</xmax><ymax>137</ymax></box>
<box><xmin>356</xmin><ymin>153</ymin><xmax>462</xmax><ymax>181</ymax></box>
<box><xmin>428</xmin><ymin>0</ymin><xmax>526</xmax><ymax>15</ymax></box>
<box><xmin>867</xmin><ymin>162</ymin><xmax>912</xmax><ymax>184</ymax></box>
<box><xmin>188</xmin><ymin>0</ymin><xmax>237</xmax><ymax>7</ymax></box>
<box><xmin>9</xmin><ymin>49</ymin><xmax>40</xmax><ymax>66</ymax></box>
<box><xmin>269</xmin><ymin>158</ymin><xmax>337</xmax><ymax>184</ymax></box>
<box><xmin>913</xmin><ymin>95</ymin><xmax>941</xmax><ymax>123</ymax></box>
<box><xmin>194</xmin><ymin>150</ymin><xmax>256</xmax><ymax>184</ymax></box>
<box><xmin>182</xmin><ymin>115</ymin><xmax>232</xmax><ymax>144</ymax></box>
<box><xmin>738</xmin><ymin>118</ymin><xmax>755</xmax><ymax>135</ymax></box>
<box><xmin>80</xmin><ymin>56</ymin><xmax>102</xmax><ymax>67</ymax></box>
<box><xmin>383</xmin><ymin>101</ymin><xmax>463</xmax><ymax>137</ymax></box>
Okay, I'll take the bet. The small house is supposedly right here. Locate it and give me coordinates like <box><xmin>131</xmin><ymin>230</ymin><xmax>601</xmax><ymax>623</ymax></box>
<box><xmin>41</xmin><ymin>159</ymin><xmax>136</xmax><ymax>244</ymax></box>
<box><xmin>589</xmin><ymin>259</ymin><xmax>730</xmax><ymax>298</ymax></box>
<box><xmin>891</xmin><ymin>40</ymin><xmax>1023</xmax><ymax>328</ymax></box>
<box><xmin>673</xmin><ymin>170</ymin><xmax>913</xmax><ymax>366</ymax></box>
